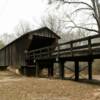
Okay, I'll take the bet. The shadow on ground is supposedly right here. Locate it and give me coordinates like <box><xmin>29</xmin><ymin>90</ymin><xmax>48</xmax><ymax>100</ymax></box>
<box><xmin>63</xmin><ymin>77</ymin><xmax>100</xmax><ymax>86</ymax></box>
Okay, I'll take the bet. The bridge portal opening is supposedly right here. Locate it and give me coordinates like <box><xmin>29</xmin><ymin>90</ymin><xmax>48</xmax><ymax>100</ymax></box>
<box><xmin>28</xmin><ymin>35</ymin><xmax>55</xmax><ymax>50</ymax></box>
<box><xmin>24</xmin><ymin>35</ymin><xmax>57</xmax><ymax>76</ymax></box>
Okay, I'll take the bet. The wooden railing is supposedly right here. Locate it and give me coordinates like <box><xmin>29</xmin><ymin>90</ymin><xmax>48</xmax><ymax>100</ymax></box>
<box><xmin>26</xmin><ymin>34</ymin><xmax>100</xmax><ymax>60</ymax></box>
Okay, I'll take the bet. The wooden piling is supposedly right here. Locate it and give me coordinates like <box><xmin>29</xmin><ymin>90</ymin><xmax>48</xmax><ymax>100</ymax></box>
<box><xmin>50</xmin><ymin>65</ymin><xmax>54</xmax><ymax>76</ymax></box>
<box><xmin>59</xmin><ymin>62</ymin><xmax>64</xmax><ymax>80</ymax></box>
<box><xmin>48</xmin><ymin>67</ymin><xmax>51</xmax><ymax>77</ymax></box>
<box><xmin>36</xmin><ymin>62</ymin><xmax>39</xmax><ymax>77</ymax></box>
<box><xmin>48</xmin><ymin>62</ymin><xmax>54</xmax><ymax>77</ymax></box>
<box><xmin>75</xmin><ymin>61</ymin><xmax>79</xmax><ymax>81</ymax></box>
<box><xmin>88</xmin><ymin>61</ymin><xmax>92</xmax><ymax>80</ymax></box>
<box><xmin>23</xmin><ymin>67</ymin><xmax>27</xmax><ymax>76</ymax></box>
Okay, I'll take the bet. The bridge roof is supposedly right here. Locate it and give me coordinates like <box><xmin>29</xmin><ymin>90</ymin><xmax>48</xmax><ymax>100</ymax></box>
<box><xmin>0</xmin><ymin>27</ymin><xmax>60</xmax><ymax>51</ymax></box>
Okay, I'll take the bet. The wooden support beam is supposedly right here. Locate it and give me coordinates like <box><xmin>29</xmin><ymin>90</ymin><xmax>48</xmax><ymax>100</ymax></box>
<box><xmin>50</xmin><ymin>65</ymin><xmax>54</xmax><ymax>77</ymax></box>
<box><xmin>88</xmin><ymin>61</ymin><xmax>92</xmax><ymax>80</ymax></box>
<box><xmin>48</xmin><ymin>62</ymin><xmax>54</xmax><ymax>77</ymax></box>
<box><xmin>75</xmin><ymin>61</ymin><xmax>79</xmax><ymax>81</ymax></box>
<box><xmin>59</xmin><ymin>62</ymin><xmax>64</xmax><ymax>80</ymax></box>
<box><xmin>36</xmin><ymin>62</ymin><xmax>39</xmax><ymax>77</ymax></box>
<box><xmin>23</xmin><ymin>67</ymin><xmax>27</xmax><ymax>76</ymax></box>
<box><xmin>48</xmin><ymin>67</ymin><xmax>51</xmax><ymax>77</ymax></box>
<box><xmin>46</xmin><ymin>61</ymin><xmax>54</xmax><ymax>78</ymax></box>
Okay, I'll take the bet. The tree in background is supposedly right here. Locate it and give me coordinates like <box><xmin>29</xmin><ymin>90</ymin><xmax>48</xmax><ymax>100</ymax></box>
<box><xmin>0</xmin><ymin>20</ymin><xmax>31</xmax><ymax>45</ymax></box>
<box><xmin>0</xmin><ymin>40</ymin><xmax>5</xmax><ymax>49</ymax></box>
<box><xmin>41</xmin><ymin>0</ymin><xmax>90</xmax><ymax>43</ymax></box>
<box><xmin>41</xmin><ymin>12</ymin><xmax>63</xmax><ymax>35</ymax></box>
<box><xmin>48</xmin><ymin>0</ymin><xmax>100</xmax><ymax>34</ymax></box>
<box><xmin>14</xmin><ymin>20</ymin><xmax>31</xmax><ymax>37</ymax></box>
<box><xmin>0</xmin><ymin>33</ymin><xmax>16</xmax><ymax>45</ymax></box>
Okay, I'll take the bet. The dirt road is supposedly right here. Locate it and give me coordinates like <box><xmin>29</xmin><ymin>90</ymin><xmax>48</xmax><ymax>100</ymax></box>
<box><xmin>0</xmin><ymin>70</ymin><xmax>100</xmax><ymax>100</ymax></box>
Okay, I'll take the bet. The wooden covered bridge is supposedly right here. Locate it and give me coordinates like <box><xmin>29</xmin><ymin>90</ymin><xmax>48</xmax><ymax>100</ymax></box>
<box><xmin>0</xmin><ymin>27</ymin><xmax>100</xmax><ymax>81</ymax></box>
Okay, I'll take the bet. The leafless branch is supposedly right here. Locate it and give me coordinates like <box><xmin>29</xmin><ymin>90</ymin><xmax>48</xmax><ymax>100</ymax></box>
<box><xmin>71</xmin><ymin>7</ymin><xmax>92</xmax><ymax>15</ymax></box>
<box><xmin>65</xmin><ymin>26</ymin><xmax>99</xmax><ymax>33</ymax></box>
<box><xmin>63</xmin><ymin>1</ymin><xmax>94</xmax><ymax>10</ymax></box>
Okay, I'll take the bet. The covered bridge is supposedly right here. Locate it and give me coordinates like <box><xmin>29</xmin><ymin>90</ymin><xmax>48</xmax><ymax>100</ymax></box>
<box><xmin>0</xmin><ymin>27</ymin><xmax>60</xmax><ymax>75</ymax></box>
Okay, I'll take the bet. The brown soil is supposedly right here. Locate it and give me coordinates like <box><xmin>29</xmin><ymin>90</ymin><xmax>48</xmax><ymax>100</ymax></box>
<box><xmin>0</xmin><ymin>70</ymin><xmax>100</xmax><ymax>100</ymax></box>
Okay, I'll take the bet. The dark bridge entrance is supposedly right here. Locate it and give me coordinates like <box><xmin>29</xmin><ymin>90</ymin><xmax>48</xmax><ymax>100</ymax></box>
<box><xmin>24</xmin><ymin>36</ymin><xmax>57</xmax><ymax>76</ymax></box>
<box><xmin>28</xmin><ymin>35</ymin><xmax>55</xmax><ymax>50</ymax></box>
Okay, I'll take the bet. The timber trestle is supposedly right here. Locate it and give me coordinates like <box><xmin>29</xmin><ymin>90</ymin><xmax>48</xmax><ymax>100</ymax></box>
<box><xmin>25</xmin><ymin>34</ymin><xmax>100</xmax><ymax>81</ymax></box>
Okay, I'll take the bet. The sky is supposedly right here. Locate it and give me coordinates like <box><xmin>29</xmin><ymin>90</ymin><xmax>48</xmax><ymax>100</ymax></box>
<box><xmin>0</xmin><ymin>0</ymin><xmax>99</xmax><ymax>36</ymax></box>
<box><xmin>0</xmin><ymin>0</ymin><xmax>48</xmax><ymax>35</ymax></box>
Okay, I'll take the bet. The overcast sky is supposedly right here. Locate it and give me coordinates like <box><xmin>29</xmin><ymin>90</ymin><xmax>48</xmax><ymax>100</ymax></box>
<box><xmin>0</xmin><ymin>0</ymin><xmax>48</xmax><ymax>35</ymax></box>
<box><xmin>0</xmin><ymin>0</ymin><xmax>99</xmax><ymax>36</ymax></box>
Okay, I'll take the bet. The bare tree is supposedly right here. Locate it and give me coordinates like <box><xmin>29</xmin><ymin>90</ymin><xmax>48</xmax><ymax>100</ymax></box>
<box><xmin>0</xmin><ymin>40</ymin><xmax>5</xmax><ymax>49</ymax></box>
<box><xmin>0</xmin><ymin>20</ymin><xmax>31</xmax><ymax>45</ymax></box>
<box><xmin>14</xmin><ymin>20</ymin><xmax>31</xmax><ymax>37</ymax></box>
<box><xmin>48</xmin><ymin>0</ymin><xmax>100</xmax><ymax>34</ymax></box>
<box><xmin>40</xmin><ymin>1</ymin><xmax>89</xmax><ymax>44</ymax></box>
<box><xmin>41</xmin><ymin>13</ymin><xmax>63</xmax><ymax>34</ymax></box>
<box><xmin>0</xmin><ymin>33</ymin><xmax>16</xmax><ymax>44</ymax></box>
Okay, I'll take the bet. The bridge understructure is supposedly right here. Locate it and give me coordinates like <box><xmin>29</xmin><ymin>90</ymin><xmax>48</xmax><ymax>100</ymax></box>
<box><xmin>25</xmin><ymin>34</ymin><xmax>100</xmax><ymax>81</ymax></box>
